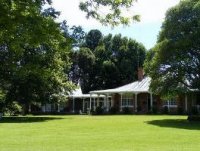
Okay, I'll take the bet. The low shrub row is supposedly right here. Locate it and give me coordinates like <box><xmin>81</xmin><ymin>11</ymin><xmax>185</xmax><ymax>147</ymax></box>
<box><xmin>89</xmin><ymin>106</ymin><xmax>199</xmax><ymax>115</ymax></box>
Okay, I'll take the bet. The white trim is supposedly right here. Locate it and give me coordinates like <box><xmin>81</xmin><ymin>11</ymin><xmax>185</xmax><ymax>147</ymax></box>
<box><xmin>83</xmin><ymin>99</ymin><xmax>85</xmax><ymax>112</ymax></box>
<box><xmin>121</xmin><ymin>94</ymin><xmax>134</xmax><ymax>108</ymax></box>
<box><xmin>104</xmin><ymin>96</ymin><xmax>106</xmax><ymax>108</ymax></box>
<box><xmin>163</xmin><ymin>100</ymin><xmax>177</xmax><ymax>109</ymax></box>
<box><xmin>106</xmin><ymin>94</ymin><xmax>109</xmax><ymax>112</ymax></box>
<box><xmin>89</xmin><ymin>94</ymin><xmax>92</xmax><ymax>111</ymax></box>
<box><xmin>121</xmin><ymin>105</ymin><xmax>134</xmax><ymax>108</ymax></box>
<box><xmin>120</xmin><ymin>93</ymin><xmax>123</xmax><ymax>111</ymax></box>
<box><xmin>94</xmin><ymin>98</ymin><xmax>96</xmax><ymax>110</ymax></box>
<box><xmin>135</xmin><ymin>93</ymin><xmax>138</xmax><ymax>112</ymax></box>
<box><xmin>97</xmin><ymin>95</ymin><xmax>100</xmax><ymax>107</ymax></box>
<box><xmin>111</xmin><ymin>96</ymin><xmax>114</xmax><ymax>107</ymax></box>
<box><xmin>150</xmin><ymin>93</ymin><xmax>153</xmax><ymax>110</ymax></box>
<box><xmin>163</xmin><ymin>105</ymin><xmax>178</xmax><ymax>108</ymax></box>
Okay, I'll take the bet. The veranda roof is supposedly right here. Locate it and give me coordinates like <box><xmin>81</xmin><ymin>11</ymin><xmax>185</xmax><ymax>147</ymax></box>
<box><xmin>90</xmin><ymin>77</ymin><xmax>151</xmax><ymax>94</ymax></box>
<box><xmin>69</xmin><ymin>87</ymin><xmax>106</xmax><ymax>98</ymax></box>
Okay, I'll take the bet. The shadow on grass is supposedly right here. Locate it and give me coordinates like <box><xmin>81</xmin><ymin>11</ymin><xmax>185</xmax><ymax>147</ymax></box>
<box><xmin>146</xmin><ymin>119</ymin><xmax>200</xmax><ymax>130</ymax></box>
<box><xmin>0</xmin><ymin>116</ymin><xmax>64</xmax><ymax>123</ymax></box>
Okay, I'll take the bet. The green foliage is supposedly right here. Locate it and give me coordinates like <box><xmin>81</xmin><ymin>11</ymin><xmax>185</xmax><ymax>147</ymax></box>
<box><xmin>151</xmin><ymin>106</ymin><xmax>158</xmax><ymax>114</ymax></box>
<box><xmin>0</xmin><ymin>0</ymin><xmax>75</xmax><ymax>110</ymax></box>
<box><xmin>0</xmin><ymin>89</ymin><xmax>6</xmax><ymax>112</ymax></box>
<box><xmin>122</xmin><ymin>107</ymin><xmax>132</xmax><ymax>114</ymax></box>
<box><xmin>71</xmin><ymin>30</ymin><xmax>146</xmax><ymax>93</ymax></box>
<box><xmin>78</xmin><ymin>48</ymin><xmax>96</xmax><ymax>71</ymax></box>
<box><xmin>162</xmin><ymin>106</ymin><xmax>169</xmax><ymax>114</ymax></box>
<box><xmin>85</xmin><ymin>30</ymin><xmax>103</xmax><ymax>50</ymax></box>
<box><xmin>144</xmin><ymin>0</ymin><xmax>200</xmax><ymax>97</ymax></box>
<box><xmin>109</xmin><ymin>106</ymin><xmax>119</xmax><ymax>114</ymax></box>
<box><xmin>79</xmin><ymin>0</ymin><xmax>139</xmax><ymax>27</ymax></box>
<box><xmin>5</xmin><ymin>102</ymin><xmax>22</xmax><ymax>116</ymax></box>
<box><xmin>94</xmin><ymin>106</ymin><xmax>104</xmax><ymax>115</ymax></box>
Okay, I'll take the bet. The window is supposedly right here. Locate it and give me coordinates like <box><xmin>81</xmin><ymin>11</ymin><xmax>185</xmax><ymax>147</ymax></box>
<box><xmin>122</xmin><ymin>94</ymin><xmax>133</xmax><ymax>107</ymax></box>
<box><xmin>163</xmin><ymin>99</ymin><xmax>177</xmax><ymax>108</ymax></box>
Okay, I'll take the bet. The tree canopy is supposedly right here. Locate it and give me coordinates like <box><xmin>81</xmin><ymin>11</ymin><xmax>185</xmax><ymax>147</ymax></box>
<box><xmin>71</xmin><ymin>30</ymin><xmax>146</xmax><ymax>93</ymax></box>
<box><xmin>144</xmin><ymin>0</ymin><xmax>200</xmax><ymax>97</ymax></box>
<box><xmin>0</xmin><ymin>0</ymin><xmax>145</xmax><ymax>114</ymax></box>
<box><xmin>0</xmin><ymin>0</ymin><xmax>142</xmax><ymax>113</ymax></box>
<box><xmin>79</xmin><ymin>0</ymin><xmax>140</xmax><ymax>27</ymax></box>
<box><xmin>0</xmin><ymin>0</ymin><xmax>76</xmax><ymax>112</ymax></box>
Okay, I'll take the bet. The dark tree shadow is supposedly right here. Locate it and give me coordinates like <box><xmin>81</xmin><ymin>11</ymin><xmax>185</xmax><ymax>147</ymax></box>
<box><xmin>146</xmin><ymin>119</ymin><xmax>200</xmax><ymax>130</ymax></box>
<box><xmin>0</xmin><ymin>116</ymin><xmax>64</xmax><ymax>123</ymax></box>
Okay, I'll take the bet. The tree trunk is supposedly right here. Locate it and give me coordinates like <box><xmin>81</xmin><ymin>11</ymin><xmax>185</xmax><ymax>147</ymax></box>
<box><xmin>22</xmin><ymin>104</ymin><xmax>26</xmax><ymax>116</ymax></box>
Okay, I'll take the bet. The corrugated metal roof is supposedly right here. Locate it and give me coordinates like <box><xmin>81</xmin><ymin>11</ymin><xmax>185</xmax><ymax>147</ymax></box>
<box><xmin>69</xmin><ymin>87</ymin><xmax>106</xmax><ymax>98</ymax></box>
<box><xmin>90</xmin><ymin>77</ymin><xmax>151</xmax><ymax>94</ymax></box>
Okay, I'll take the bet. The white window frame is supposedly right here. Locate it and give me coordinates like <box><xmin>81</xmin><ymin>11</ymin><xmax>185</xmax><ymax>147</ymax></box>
<box><xmin>122</xmin><ymin>94</ymin><xmax>134</xmax><ymax>107</ymax></box>
<box><xmin>163</xmin><ymin>99</ymin><xmax>177</xmax><ymax>108</ymax></box>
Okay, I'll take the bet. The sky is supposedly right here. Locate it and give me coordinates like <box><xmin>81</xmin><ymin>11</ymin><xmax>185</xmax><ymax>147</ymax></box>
<box><xmin>52</xmin><ymin>0</ymin><xmax>180</xmax><ymax>50</ymax></box>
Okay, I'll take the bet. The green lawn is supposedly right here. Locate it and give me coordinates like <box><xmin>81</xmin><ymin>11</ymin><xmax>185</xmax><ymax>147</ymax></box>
<box><xmin>0</xmin><ymin>115</ymin><xmax>200</xmax><ymax>151</ymax></box>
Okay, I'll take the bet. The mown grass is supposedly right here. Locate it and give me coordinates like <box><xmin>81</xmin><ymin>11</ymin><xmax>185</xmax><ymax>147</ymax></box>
<box><xmin>0</xmin><ymin>115</ymin><xmax>200</xmax><ymax>151</ymax></box>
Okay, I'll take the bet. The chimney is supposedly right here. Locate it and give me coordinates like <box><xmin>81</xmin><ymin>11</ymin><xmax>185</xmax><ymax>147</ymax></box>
<box><xmin>138</xmin><ymin>67</ymin><xmax>144</xmax><ymax>81</ymax></box>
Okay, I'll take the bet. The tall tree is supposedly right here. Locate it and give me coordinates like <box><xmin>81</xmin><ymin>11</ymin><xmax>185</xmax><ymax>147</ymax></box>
<box><xmin>71</xmin><ymin>30</ymin><xmax>146</xmax><ymax>93</ymax></box>
<box><xmin>0</xmin><ymin>0</ymin><xmax>74</xmax><ymax>111</ymax></box>
<box><xmin>84</xmin><ymin>30</ymin><xmax>103</xmax><ymax>51</ymax></box>
<box><xmin>144</xmin><ymin>0</ymin><xmax>200</xmax><ymax>97</ymax></box>
<box><xmin>0</xmin><ymin>0</ymin><xmax>143</xmax><ymax>112</ymax></box>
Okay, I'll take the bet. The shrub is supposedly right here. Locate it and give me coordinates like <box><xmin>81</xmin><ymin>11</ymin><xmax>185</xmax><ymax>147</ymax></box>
<box><xmin>0</xmin><ymin>91</ymin><xmax>6</xmax><ymax>113</ymax></box>
<box><xmin>162</xmin><ymin>106</ymin><xmax>168</xmax><ymax>114</ymax></box>
<box><xmin>122</xmin><ymin>107</ymin><xmax>132</xmax><ymax>114</ymax></box>
<box><xmin>137</xmin><ymin>106</ymin><xmax>142</xmax><ymax>112</ymax></box>
<box><xmin>5</xmin><ymin>102</ymin><xmax>22</xmax><ymax>116</ymax></box>
<box><xmin>62</xmin><ymin>106</ymin><xmax>70</xmax><ymax>112</ymax></box>
<box><xmin>109</xmin><ymin>107</ymin><xmax>118</xmax><ymax>114</ymax></box>
<box><xmin>95</xmin><ymin>106</ymin><xmax>104</xmax><ymax>115</ymax></box>
<box><xmin>90</xmin><ymin>108</ymin><xmax>95</xmax><ymax>115</ymax></box>
<box><xmin>0</xmin><ymin>102</ymin><xmax>5</xmax><ymax>114</ymax></box>
<box><xmin>30</xmin><ymin>104</ymin><xmax>41</xmax><ymax>113</ymax></box>
<box><xmin>190</xmin><ymin>106</ymin><xmax>199</xmax><ymax>115</ymax></box>
<box><xmin>152</xmin><ymin>106</ymin><xmax>158</xmax><ymax>114</ymax></box>
<box><xmin>0</xmin><ymin>112</ymin><xmax>3</xmax><ymax>119</ymax></box>
<box><xmin>177</xmin><ymin>107</ymin><xmax>184</xmax><ymax>115</ymax></box>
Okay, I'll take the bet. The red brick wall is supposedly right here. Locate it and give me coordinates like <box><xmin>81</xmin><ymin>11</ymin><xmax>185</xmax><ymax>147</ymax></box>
<box><xmin>113</xmin><ymin>93</ymin><xmax>120</xmax><ymax>111</ymax></box>
<box><xmin>137</xmin><ymin>93</ymin><xmax>148</xmax><ymax>113</ymax></box>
